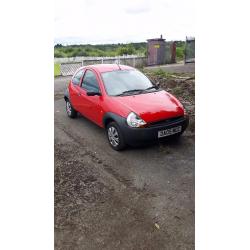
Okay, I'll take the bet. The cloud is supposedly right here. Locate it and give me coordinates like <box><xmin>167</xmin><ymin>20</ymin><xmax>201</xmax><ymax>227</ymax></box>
<box><xmin>124</xmin><ymin>6</ymin><xmax>151</xmax><ymax>14</ymax></box>
<box><xmin>54</xmin><ymin>0</ymin><xmax>195</xmax><ymax>44</ymax></box>
<box><xmin>124</xmin><ymin>0</ymin><xmax>151</xmax><ymax>14</ymax></box>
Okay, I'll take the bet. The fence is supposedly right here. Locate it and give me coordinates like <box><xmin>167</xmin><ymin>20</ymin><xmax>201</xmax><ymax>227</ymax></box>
<box><xmin>185</xmin><ymin>37</ymin><xmax>195</xmax><ymax>63</ymax></box>
<box><xmin>54</xmin><ymin>55</ymin><xmax>147</xmax><ymax>76</ymax></box>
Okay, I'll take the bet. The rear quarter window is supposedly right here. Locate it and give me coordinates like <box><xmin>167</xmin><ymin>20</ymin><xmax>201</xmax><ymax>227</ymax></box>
<box><xmin>72</xmin><ymin>70</ymin><xmax>84</xmax><ymax>85</ymax></box>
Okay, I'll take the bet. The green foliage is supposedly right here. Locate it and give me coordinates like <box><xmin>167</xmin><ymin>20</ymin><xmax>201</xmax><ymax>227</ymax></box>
<box><xmin>54</xmin><ymin>41</ymin><xmax>184</xmax><ymax>59</ymax></box>
<box><xmin>151</xmin><ymin>68</ymin><xmax>168</xmax><ymax>78</ymax></box>
<box><xmin>117</xmin><ymin>44</ymin><xmax>136</xmax><ymax>55</ymax></box>
<box><xmin>176</xmin><ymin>44</ymin><xmax>185</xmax><ymax>61</ymax></box>
<box><xmin>149</xmin><ymin>68</ymin><xmax>175</xmax><ymax>78</ymax></box>
<box><xmin>54</xmin><ymin>50</ymin><xmax>67</xmax><ymax>58</ymax></box>
<box><xmin>175</xmin><ymin>40</ymin><xmax>185</xmax><ymax>47</ymax></box>
<box><xmin>54</xmin><ymin>42</ymin><xmax>147</xmax><ymax>58</ymax></box>
<box><xmin>54</xmin><ymin>44</ymin><xmax>63</xmax><ymax>48</ymax></box>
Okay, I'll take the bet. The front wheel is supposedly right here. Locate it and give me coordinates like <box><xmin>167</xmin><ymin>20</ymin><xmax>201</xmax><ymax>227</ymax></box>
<box><xmin>106</xmin><ymin>122</ymin><xmax>126</xmax><ymax>151</ymax></box>
<box><xmin>65</xmin><ymin>100</ymin><xmax>77</xmax><ymax>118</ymax></box>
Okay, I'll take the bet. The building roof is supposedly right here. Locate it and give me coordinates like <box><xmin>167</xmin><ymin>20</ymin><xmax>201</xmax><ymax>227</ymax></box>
<box><xmin>147</xmin><ymin>38</ymin><xmax>166</xmax><ymax>42</ymax></box>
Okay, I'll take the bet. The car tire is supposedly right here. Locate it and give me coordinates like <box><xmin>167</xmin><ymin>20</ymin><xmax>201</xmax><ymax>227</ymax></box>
<box><xmin>65</xmin><ymin>99</ymin><xmax>77</xmax><ymax>118</ymax></box>
<box><xmin>106</xmin><ymin>122</ymin><xmax>126</xmax><ymax>151</ymax></box>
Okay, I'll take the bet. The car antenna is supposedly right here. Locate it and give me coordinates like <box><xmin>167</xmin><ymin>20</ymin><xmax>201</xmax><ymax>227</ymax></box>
<box><xmin>116</xmin><ymin>60</ymin><xmax>121</xmax><ymax>70</ymax></box>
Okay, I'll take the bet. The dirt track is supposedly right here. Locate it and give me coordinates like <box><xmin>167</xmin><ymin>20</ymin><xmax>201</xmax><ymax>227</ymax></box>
<box><xmin>54</xmin><ymin>69</ymin><xmax>195</xmax><ymax>249</ymax></box>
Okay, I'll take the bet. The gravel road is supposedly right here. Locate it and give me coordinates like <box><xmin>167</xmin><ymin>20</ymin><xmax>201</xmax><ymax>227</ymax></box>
<box><xmin>54</xmin><ymin>74</ymin><xmax>195</xmax><ymax>250</ymax></box>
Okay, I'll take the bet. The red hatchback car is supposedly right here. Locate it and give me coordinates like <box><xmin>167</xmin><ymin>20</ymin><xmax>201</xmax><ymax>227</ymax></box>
<box><xmin>64</xmin><ymin>64</ymin><xmax>189</xmax><ymax>150</ymax></box>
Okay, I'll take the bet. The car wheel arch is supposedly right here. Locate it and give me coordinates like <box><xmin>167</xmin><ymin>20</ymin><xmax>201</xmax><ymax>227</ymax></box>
<box><xmin>104</xmin><ymin>118</ymin><xmax>114</xmax><ymax>128</ymax></box>
<box><xmin>103</xmin><ymin>112</ymin><xmax>126</xmax><ymax>128</ymax></box>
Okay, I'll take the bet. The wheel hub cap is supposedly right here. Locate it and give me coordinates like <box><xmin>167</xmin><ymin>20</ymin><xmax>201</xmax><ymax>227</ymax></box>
<box><xmin>66</xmin><ymin>102</ymin><xmax>72</xmax><ymax>115</ymax></box>
<box><xmin>108</xmin><ymin>127</ymin><xmax>119</xmax><ymax>147</ymax></box>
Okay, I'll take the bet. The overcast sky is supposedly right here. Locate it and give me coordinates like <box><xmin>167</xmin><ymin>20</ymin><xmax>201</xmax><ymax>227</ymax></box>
<box><xmin>54</xmin><ymin>0</ymin><xmax>195</xmax><ymax>45</ymax></box>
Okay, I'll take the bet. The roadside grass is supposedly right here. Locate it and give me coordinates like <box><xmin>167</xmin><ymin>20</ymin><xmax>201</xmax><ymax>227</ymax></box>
<box><xmin>54</xmin><ymin>63</ymin><xmax>61</xmax><ymax>77</ymax></box>
<box><xmin>142</xmin><ymin>68</ymin><xmax>171</xmax><ymax>78</ymax></box>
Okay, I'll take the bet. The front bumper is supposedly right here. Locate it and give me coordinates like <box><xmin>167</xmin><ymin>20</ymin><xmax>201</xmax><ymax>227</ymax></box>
<box><xmin>118</xmin><ymin>115</ymin><xmax>189</xmax><ymax>146</ymax></box>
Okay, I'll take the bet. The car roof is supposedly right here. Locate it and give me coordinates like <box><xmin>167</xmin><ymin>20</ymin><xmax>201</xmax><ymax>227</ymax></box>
<box><xmin>83</xmin><ymin>64</ymin><xmax>134</xmax><ymax>73</ymax></box>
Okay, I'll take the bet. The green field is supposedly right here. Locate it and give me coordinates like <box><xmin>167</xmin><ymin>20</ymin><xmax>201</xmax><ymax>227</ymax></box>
<box><xmin>54</xmin><ymin>63</ymin><xmax>61</xmax><ymax>76</ymax></box>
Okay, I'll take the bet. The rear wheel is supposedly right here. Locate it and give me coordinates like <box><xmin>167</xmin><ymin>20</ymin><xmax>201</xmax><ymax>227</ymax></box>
<box><xmin>65</xmin><ymin>99</ymin><xmax>77</xmax><ymax>118</ymax></box>
<box><xmin>106</xmin><ymin>122</ymin><xmax>126</xmax><ymax>151</ymax></box>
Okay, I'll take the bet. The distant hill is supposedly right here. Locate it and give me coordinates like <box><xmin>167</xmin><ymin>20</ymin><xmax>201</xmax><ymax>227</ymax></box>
<box><xmin>54</xmin><ymin>41</ymin><xmax>185</xmax><ymax>61</ymax></box>
<box><xmin>54</xmin><ymin>42</ymin><xmax>147</xmax><ymax>58</ymax></box>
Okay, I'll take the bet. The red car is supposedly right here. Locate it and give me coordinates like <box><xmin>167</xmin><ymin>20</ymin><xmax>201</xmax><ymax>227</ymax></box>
<box><xmin>64</xmin><ymin>64</ymin><xmax>189</xmax><ymax>150</ymax></box>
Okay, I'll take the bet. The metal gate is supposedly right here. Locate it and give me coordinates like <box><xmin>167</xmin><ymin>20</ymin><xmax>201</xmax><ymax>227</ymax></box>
<box><xmin>60</xmin><ymin>62</ymin><xmax>82</xmax><ymax>76</ymax></box>
<box><xmin>185</xmin><ymin>37</ymin><xmax>195</xmax><ymax>63</ymax></box>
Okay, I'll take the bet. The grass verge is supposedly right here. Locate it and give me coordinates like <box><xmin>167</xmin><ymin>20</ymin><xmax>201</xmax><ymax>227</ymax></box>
<box><xmin>54</xmin><ymin>63</ymin><xmax>61</xmax><ymax>77</ymax></box>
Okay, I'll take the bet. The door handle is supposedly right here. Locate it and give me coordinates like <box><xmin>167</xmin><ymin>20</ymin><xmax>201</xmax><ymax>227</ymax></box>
<box><xmin>77</xmin><ymin>92</ymin><xmax>81</xmax><ymax>96</ymax></box>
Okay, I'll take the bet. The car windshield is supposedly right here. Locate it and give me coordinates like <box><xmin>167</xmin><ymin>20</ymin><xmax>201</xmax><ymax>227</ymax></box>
<box><xmin>101</xmin><ymin>69</ymin><xmax>155</xmax><ymax>96</ymax></box>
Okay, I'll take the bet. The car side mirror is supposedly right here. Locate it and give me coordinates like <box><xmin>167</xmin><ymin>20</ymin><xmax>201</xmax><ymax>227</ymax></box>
<box><xmin>87</xmin><ymin>90</ymin><xmax>101</xmax><ymax>96</ymax></box>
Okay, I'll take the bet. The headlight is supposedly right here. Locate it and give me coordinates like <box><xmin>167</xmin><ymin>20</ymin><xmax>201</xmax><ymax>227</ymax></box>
<box><xmin>126</xmin><ymin>112</ymin><xmax>146</xmax><ymax>128</ymax></box>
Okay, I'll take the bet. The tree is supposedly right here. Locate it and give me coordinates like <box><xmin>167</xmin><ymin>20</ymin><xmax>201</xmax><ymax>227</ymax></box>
<box><xmin>54</xmin><ymin>44</ymin><xmax>63</xmax><ymax>48</ymax></box>
<box><xmin>117</xmin><ymin>44</ymin><xmax>136</xmax><ymax>55</ymax></box>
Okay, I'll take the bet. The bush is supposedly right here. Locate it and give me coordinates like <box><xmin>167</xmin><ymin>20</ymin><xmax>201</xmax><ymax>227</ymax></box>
<box><xmin>71</xmin><ymin>49</ymin><xmax>87</xmax><ymax>57</ymax></box>
<box><xmin>54</xmin><ymin>50</ymin><xmax>66</xmax><ymax>58</ymax></box>
<box><xmin>176</xmin><ymin>45</ymin><xmax>185</xmax><ymax>61</ymax></box>
<box><xmin>117</xmin><ymin>44</ymin><xmax>136</xmax><ymax>55</ymax></box>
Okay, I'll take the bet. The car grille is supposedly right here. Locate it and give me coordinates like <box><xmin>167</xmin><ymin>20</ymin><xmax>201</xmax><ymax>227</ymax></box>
<box><xmin>147</xmin><ymin>116</ymin><xmax>184</xmax><ymax>128</ymax></box>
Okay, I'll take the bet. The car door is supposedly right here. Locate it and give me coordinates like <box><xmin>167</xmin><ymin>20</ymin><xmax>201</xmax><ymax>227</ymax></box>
<box><xmin>78</xmin><ymin>69</ymin><xmax>103</xmax><ymax>126</ymax></box>
<box><xmin>69</xmin><ymin>69</ymin><xmax>85</xmax><ymax>111</ymax></box>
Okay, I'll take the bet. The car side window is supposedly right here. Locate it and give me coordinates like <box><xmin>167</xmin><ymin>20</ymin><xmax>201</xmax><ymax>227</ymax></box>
<box><xmin>72</xmin><ymin>70</ymin><xmax>84</xmax><ymax>85</ymax></box>
<box><xmin>81</xmin><ymin>70</ymin><xmax>100</xmax><ymax>92</ymax></box>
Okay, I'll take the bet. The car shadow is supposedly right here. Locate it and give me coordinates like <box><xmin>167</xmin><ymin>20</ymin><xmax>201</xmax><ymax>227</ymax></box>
<box><xmin>75</xmin><ymin>112</ymin><xmax>193</xmax><ymax>153</ymax></box>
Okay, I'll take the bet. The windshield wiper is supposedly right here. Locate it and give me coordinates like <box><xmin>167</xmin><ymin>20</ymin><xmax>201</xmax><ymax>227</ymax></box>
<box><xmin>144</xmin><ymin>86</ymin><xmax>159</xmax><ymax>91</ymax></box>
<box><xmin>116</xmin><ymin>89</ymin><xmax>144</xmax><ymax>96</ymax></box>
